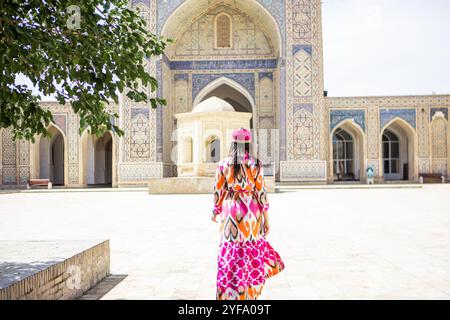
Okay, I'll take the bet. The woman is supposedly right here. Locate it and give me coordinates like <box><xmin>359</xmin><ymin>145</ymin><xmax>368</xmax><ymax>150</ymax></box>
<box><xmin>211</xmin><ymin>128</ymin><xmax>285</xmax><ymax>300</ymax></box>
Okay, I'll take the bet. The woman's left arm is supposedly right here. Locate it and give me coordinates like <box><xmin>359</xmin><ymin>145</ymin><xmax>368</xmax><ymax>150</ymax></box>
<box><xmin>255</xmin><ymin>163</ymin><xmax>271</xmax><ymax>234</ymax></box>
<box><xmin>254</xmin><ymin>163</ymin><xmax>269</xmax><ymax>213</ymax></box>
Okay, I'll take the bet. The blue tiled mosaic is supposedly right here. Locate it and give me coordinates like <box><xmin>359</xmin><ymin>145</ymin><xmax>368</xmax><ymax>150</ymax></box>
<box><xmin>380</xmin><ymin>109</ymin><xmax>417</xmax><ymax>129</ymax></box>
<box><xmin>192</xmin><ymin>73</ymin><xmax>255</xmax><ymax>101</ymax></box>
<box><xmin>330</xmin><ymin>110</ymin><xmax>366</xmax><ymax>132</ymax></box>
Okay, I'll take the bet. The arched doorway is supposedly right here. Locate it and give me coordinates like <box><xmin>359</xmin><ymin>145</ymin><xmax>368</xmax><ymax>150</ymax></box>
<box><xmin>382</xmin><ymin>130</ymin><xmax>401</xmax><ymax>180</ymax></box>
<box><xmin>331</xmin><ymin>121</ymin><xmax>365</xmax><ymax>182</ymax></box>
<box><xmin>36</xmin><ymin>125</ymin><xmax>66</xmax><ymax>186</ymax></box>
<box><xmin>381</xmin><ymin>119</ymin><xmax>417</xmax><ymax>181</ymax></box>
<box><xmin>332</xmin><ymin>129</ymin><xmax>355</xmax><ymax>181</ymax></box>
<box><xmin>81</xmin><ymin>131</ymin><xmax>114</xmax><ymax>187</ymax></box>
<box><xmin>205</xmin><ymin>136</ymin><xmax>221</xmax><ymax>163</ymax></box>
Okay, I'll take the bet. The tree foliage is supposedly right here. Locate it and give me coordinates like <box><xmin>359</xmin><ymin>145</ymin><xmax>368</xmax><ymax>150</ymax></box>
<box><xmin>0</xmin><ymin>0</ymin><xmax>168</xmax><ymax>141</ymax></box>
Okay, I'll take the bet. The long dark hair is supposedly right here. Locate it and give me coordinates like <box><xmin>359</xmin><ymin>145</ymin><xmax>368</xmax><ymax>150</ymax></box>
<box><xmin>228</xmin><ymin>141</ymin><xmax>261</xmax><ymax>177</ymax></box>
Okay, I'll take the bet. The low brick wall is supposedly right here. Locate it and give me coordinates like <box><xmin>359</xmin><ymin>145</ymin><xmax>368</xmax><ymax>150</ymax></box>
<box><xmin>0</xmin><ymin>240</ymin><xmax>110</xmax><ymax>300</ymax></box>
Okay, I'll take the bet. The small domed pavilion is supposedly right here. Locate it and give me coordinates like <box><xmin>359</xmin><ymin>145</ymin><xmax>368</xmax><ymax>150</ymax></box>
<box><xmin>175</xmin><ymin>96</ymin><xmax>252</xmax><ymax>177</ymax></box>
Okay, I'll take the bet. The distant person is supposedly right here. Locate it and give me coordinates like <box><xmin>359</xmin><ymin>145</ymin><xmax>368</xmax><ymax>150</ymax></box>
<box><xmin>367</xmin><ymin>166</ymin><xmax>375</xmax><ymax>185</ymax></box>
<box><xmin>211</xmin><ymin>128</ymin><xmax>285</xmax><ymax>300</ymax></box>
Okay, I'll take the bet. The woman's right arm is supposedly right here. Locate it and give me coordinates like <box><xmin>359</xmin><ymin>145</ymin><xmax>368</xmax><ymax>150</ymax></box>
<box><xmin>212</xmin><ymin>162</ymin><xmax>227</xmax><ymax>222</ymax></box>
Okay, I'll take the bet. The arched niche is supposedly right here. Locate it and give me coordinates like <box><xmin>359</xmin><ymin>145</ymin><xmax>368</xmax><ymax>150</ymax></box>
<box><xmin>330</xmin><ymin>120</ymin><xmax>366</xmax><ymax>182</ymax></box>
<box><xmin>430</xmin><ymin>114</ymin><xmax>448</xmax><ymax>176</ymax></box>
<box><xmin>204</xmin><ymin>135</ymin><xmax>221</xmax><ymax>163</ymax></box>
<box><xmin>80</xmin><ymin>130</ymin><xmax>117</xmax><ymax>187</ymax></box>
<box><xmin>381</xmin><ymin>118</ymin><xmax>418</xmax><ymax>181</ymax></box>
<box><xmin>31</xmin><ymin>124</ymin><xmax>67</xmax><ymax>186</ymax></box>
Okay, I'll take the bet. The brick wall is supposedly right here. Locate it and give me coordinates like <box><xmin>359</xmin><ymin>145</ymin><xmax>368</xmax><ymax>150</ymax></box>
<box><xmin>0</xmin><ymin>240</ymin><xmax>110</xmax><ymax>300</ymax></box>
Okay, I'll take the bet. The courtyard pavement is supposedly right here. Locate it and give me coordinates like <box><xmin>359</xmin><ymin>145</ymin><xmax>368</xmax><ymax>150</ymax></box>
<box><xmin>1</xmin><ymin>185</ymin><xmax>450</xmax><ymax>300</ymax></box>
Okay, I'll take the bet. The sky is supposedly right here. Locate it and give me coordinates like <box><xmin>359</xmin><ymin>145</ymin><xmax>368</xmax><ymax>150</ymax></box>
<box><xmin>322</xmin><ymin>0</ymin><xmax>450</xmax><ymax>97</ymax></box>
<box><xmin>17</xmin><ymin>1</ymin><xmax>450</xmax><ymax>100</ymax></box>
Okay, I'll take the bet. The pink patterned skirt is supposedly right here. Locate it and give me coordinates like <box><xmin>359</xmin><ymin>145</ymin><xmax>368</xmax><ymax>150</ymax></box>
<box><xmin>216</xmin><ymin>238</ymin><xmax>285</xmax><ymax>300</ymax></box>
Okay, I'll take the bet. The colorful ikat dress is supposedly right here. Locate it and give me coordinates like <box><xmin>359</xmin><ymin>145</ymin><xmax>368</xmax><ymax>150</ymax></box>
<box><xmin>212</xmin><ymin>156</ymin><xmax>285</xmax><ymax>300</ymax></box>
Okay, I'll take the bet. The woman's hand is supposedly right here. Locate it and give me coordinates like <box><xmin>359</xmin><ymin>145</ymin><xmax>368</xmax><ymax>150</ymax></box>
<box><xmin>211</xmin><ymin>214</ymin><xmax>219</xmax><ymax>223</ymax></box>
<box><xmin>263</xmin><ymin>211</ymin><xmax>270</xmax><ymax>236</ymax></box>
<box><xmin>264</xmin><ymin>220</ymin><xmax>270</xmax><ymax>236</ymax></box>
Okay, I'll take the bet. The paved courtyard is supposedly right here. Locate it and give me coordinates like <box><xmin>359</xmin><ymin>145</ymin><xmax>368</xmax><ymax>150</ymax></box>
<box><xmin>1</xmin><ymin>185</ymin><xmax>450</xmax><ymax>300</ymax></box>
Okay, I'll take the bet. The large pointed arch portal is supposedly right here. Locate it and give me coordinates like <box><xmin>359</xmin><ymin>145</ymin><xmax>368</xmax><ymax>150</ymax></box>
<box><xmin>161</xmin><ymin>0</ymin><xmax>283</xmax><ymax>59</ymax></box>
<box><xmin>193</xmin><ymin>77</ymin><xmax>255</xmax><ymax>128</ymax></box>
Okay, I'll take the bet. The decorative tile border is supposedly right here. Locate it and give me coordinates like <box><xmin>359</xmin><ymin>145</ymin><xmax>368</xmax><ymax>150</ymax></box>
<box><xmin>330</xmin><ymin>110</ymin><xmax>366</xmax><ymax>132</ymax></box>
<box><xmin>170</xmin><ymin>59</ymin><xmax>278</xmax><ymax>71</ymax></box>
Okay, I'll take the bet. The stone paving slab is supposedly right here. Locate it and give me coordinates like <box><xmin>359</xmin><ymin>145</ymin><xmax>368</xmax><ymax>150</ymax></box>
<box><xmin>1</xmin><ymin>185</ymin><xmax>450</xmax><ymax>299</ymax></box>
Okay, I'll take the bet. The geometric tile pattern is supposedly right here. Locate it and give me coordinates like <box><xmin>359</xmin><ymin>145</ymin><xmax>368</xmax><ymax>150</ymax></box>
<box><xmin>292</xmin><ymin>0</ymin><xmax>312</xmax><ymax>40</ymax></box>
<box><xmin>2</xmin><ymin>128</ymin><xmax>16</xmax><ymax>185</ymax></box>
<box><xmin>292</xmin><ymin>104</ymin><xmax>314</xmax><ymax>159</ymax></box>
<box><xmin>156</xmin><ymin>0</ymin><xmax>286</xmax><ymax>39</ymax></box>
<box><xmin>174</xmin><ymin>5</ymin><xmax>273</xmax><ymax>60</ymax></box>
<box><xmin>130</xmin><ymin>108</ymin><xmax>151</xmax><ymax>159</ymax></box>
<box><xmin>431</xmin><ymin>117</ymin><xmax>448</xmax><ymax>159</ymax></box>
<box><xmin>293</xmin><ymin>46</ymin><xmax>312</xmax><ymax>97</ymax></box>
<box><xmin>367</xmin><ymin>107</ymin><xmax>380</xmax><ymax>159</ymax></box>
<box><xmin>418</xmin><ymin>108</ymin><xmax>430</xmax><ymax>158</ymax></box>
<box><xmin>280</xmin><ymin>160</ymin><xmax>327</xmax><ymax>181</ymax></box>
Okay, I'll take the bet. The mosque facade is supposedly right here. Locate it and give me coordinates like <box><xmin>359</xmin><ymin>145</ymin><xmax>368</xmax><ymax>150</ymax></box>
<box><xmin>1</xmin><ymin>0</ymin><xmax>449</xmax><ymax>188</ymax></box>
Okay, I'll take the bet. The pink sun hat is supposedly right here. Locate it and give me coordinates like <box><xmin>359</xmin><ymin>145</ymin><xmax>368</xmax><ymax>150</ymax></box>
<box><xmin>232</xmin><ymin>128</ymin><xmax>252</xmax><ymax>143</ymax></box>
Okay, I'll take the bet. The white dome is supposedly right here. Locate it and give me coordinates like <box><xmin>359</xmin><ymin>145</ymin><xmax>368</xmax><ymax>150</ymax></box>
<box><xmin>192</xmin><ymin>96</ymin><xmax>235</xmax><ymax>113</ymax></box>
